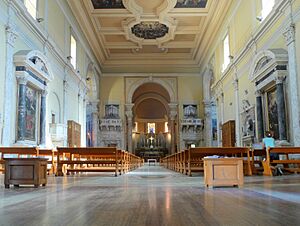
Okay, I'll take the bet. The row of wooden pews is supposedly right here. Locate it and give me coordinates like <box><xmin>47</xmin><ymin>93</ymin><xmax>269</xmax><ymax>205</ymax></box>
<box><xmin>0</xmin><ymin>147</ymin><xmax>143</xmax><ymax>177</ymax></box>
<box><xmin>263</xmin><ymin>147</ymin><xmax>300</xmax><ymax>176</ymax></box>
<box><xmin>162</xmin><ymin>147</ymin><xmax>252</xmax><ymax>176</ymax></box>
<box><xmin>162</xmin><ymin>146</ymin><xmax>300</xmax><ymax>176</ymax></box>
<box><xmin>56</xmin><ymin>147</ymin><xmax>143</xmax><ymax>176</ymax></box>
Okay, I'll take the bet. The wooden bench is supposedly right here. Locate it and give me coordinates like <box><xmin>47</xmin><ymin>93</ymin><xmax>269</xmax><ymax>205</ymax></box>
<box><xmin>249</xmin><ymin>148</ymin><xmax>265</xmax><ymax>175</ymax></box>
<box><xmin>56</xmin><ymin>147</ymin><xmax>122</xmax><ymax>176</ymax></box>
<box><xmin>38</xmin><ymin>149</ymin><xmax>57</xmax><ymax>175</ymax></box>
<box><xmin>185</xmin><ymin>147</ymin><xmax>251</xmax><ymax>176</ymax></box>
<box><xmin>0</xmin><ymin>147</ymin><xmax>39</xmax><ymax>173</ymax></box>
<box><xmin>263</xmin><ymin>147</ymin><xmax>300</xmax><ymax>176</ymax></box>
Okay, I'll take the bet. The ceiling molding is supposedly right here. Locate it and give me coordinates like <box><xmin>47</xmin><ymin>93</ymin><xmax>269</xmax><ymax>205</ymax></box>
<box><xmin>67</xmin><ymin>0</ymin><xmax>233</xmax><ymax>73</ymax></box>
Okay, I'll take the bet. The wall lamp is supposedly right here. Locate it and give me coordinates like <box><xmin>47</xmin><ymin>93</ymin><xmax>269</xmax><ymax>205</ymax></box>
<box><xmin>36</xmin><ymin>18</ymin><xmax>44</xmax><ymax>23</ymax></box>
<box><xmin>256</xmin><ymin>16</ymin><xmax>263</xmax><ymax>22</ymax></box>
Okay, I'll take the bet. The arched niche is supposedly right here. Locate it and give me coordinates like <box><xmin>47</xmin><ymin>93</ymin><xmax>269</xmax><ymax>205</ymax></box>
<box><xmin>85</xmin><ymin>63</ymin><xmax>100</xmax><ymax>147</ymax></box>
<box><xmin>249</xmin><ymin>49</ymin><xmax>288</xmax><ymax>83</ymax></box>
<box><xmin>86</xmin><ymin>63</ymin><xmax>99</xmax><ymax>101</ymax></box>
<box><xmin>126</xmin><ymin>76</ymin><xmax>177</xmax><ymax>104</ymax></box>
<box><xmin>250</xmin><ymin>49</ymin><xmax>289</xmax><ymax>142</ymax></box>
<box><xmin>13</xmin><ymin>50</ymin><xmax>53</xmax><ymax>146</ymax></box>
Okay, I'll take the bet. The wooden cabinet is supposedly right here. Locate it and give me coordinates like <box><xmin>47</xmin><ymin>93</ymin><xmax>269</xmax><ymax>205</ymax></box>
<box><xmin>222</xmin><ymin>120</ymin><xmax>235</xmax><ymax>147</ymax></box>
<box><xmin>4</xmin><ymin>158</ymin><xmax>48</xmax><ymax>188</ymax></box>
<box><xmin>204</xmin><ymin>158</ymin><xmax>244</xmax><ymax>188</ymax></box>
<box><xmin>67</xmin><ymin>120</ymin><xmax>81</xmax><ymax>147</ymax></box>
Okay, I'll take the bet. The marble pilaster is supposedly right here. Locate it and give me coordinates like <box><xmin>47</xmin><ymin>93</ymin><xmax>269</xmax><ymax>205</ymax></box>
<box><xmin>255</xmin><ymin>90</ymin><xmax>264</xmax><ymax>141</ymax></box>
<box><xmin>169</xmin><ymin>103</ymin><xmax>178</xmax><ymax>154</ymax></box>
<box><xmin>217</xmin><ymin>93</ymin><xmax>224</xmax><ymax>147</ymax></box>
<box><xmin>125</xmin><ymin>104</ymin><xmax>134</xmax><ymax>153</ymax></box>
<box><xmin>40</xmin><ymin>89</ymin><xmax>48</xmax><ymax>145</ymax></box>
<box><xmin>233</xmin><ymin>79</ymin><xmax>241</xmax><ymax>146</ymax></box>
<box><xmin>283</xmin><ymin>23</ymin><xmax>300</xmax><ymax>145</ymax></box>
<box><xmin>90</xmin><ymin>101</ymin><xmax>99</xmax><ymax>147</ymax></box>
<box><xmin>63</xmin><ymin>80</ymin><xmax>68</xmax><ymax>125</ymax></box>
<box><xmin>2</xmin><ymin>25</ymin><xmax>18</xmax><ymax>145</ymax></box>
<box><xmin>203</xmin><ymin>101</ymin><xmax>212</xmax><ymax>146</ymax></box>
<box><xmin>16</xmin><ymin>76</ymin><xmax>28</xmax><ymax>141</ymax></box>
<box><xmin>274</xmin><ymin>72</ymin><xmax>287</xmax><ymax>141</ymax></box>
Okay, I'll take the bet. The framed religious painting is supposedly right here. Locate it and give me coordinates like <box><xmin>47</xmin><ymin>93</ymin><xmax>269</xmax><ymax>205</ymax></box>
<box><xmin>24</xmin><ymin>85</ymin><xmax>39</xmax><ymax>141</ymax></box>
<box><xmin>265</xmin><ymin>87</ymin><xmax>279</xmax><ymax>139</ymax></box>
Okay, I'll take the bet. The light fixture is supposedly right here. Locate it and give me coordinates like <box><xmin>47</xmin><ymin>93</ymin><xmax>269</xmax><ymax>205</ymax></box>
<box><xmin>36</xmin><ymin>18</ymin><xmax>44</xmax><ymax>23</ymax></box>
<box><xmin>67</xmin><ymin>56</ymin><xmax>72</xmax><ymax>61</ymax></box>
<box><xmin>229</xmin><ymin>55</ymin><xmax>234</xmax><ymax>60</ymax></box>
<box><xmin>256</xmin><ymin>16</ymin><xmax>263</xmax><ymax>22</ymax></box>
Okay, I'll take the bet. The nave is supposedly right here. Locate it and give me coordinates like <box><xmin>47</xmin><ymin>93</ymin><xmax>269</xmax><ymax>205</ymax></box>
<box><xmin>0</xmin><ymin>166</ymin><xmax>300</xmax><ymax>226</ymax></box>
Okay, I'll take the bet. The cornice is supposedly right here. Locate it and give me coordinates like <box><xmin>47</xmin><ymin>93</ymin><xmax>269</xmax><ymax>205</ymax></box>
<box><xmin>7</xmin><ymin>0</ymin><xmax>95</xmax><ymax>87</ymax></box>
<box><xmin>200</xmin><ymin>0</ymin><xmax>290</xmax><ymax>81</ymax></box>
<box><xmin>102</xmin><ymin>73</ymin><xmax>200</xmax><ymax>77</ymax></box>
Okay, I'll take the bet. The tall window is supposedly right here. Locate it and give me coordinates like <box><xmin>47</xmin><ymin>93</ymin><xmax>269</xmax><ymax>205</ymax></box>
<box><xmin>70</xmin><ymin>34</ymin><xmax>77</xmax><ymax>68</ymax></box>
<box><xmin>261</xmin><ymin>0</ymin><xmax>275</xmax><ymax>21</ymax></box>
<box><xmin>24</xmin><ymin>0</ymin><xmax>37</xmax><ymax>18</ymax></box>
<box><xmin>222</xmin><ymin>34</ymin><xmax>230</xmax><ymax>72</ymax></box>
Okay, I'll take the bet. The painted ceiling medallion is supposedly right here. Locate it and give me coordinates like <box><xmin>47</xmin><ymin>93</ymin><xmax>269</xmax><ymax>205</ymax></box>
<box><xmin>131</xmin><ymin>22</ymin><xmax>169</xmax><ymax>40</ymax></box>
<box><xmin>175</xmin><ymin>0</ymin><xmax>207</xmax><ymax>8</ymax></box>
<box><xmin>91</xmin><ymin>0</ymin><xmax>125</xmax><ymax>9</ymax></box>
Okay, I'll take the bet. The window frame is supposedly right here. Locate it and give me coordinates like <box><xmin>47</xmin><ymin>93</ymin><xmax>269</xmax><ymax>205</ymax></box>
<box><xmin>24</xmin><ymin>0</ymin><xmax>38</xmax><ymax>19</ymax></box>
<box><xmin>260</xmin><ymin>0</ymin><xmax>275</xmax><ymax>21</ymax></box>
<box><xmin>70</xmin><ymin>33</ymin><xmax>77</xmax><ymax>69</ymax></box>
<box><xmin>222</xmin><ymin>33</ymin><xmax>230</xmax><ymax>73</ymax></box>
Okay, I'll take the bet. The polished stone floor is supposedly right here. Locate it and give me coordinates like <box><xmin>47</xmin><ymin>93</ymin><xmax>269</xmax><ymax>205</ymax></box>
<box><xmin>0</xmin><ymin>165</ymin><xmax>300</xmax><ymax>226</ymax></box>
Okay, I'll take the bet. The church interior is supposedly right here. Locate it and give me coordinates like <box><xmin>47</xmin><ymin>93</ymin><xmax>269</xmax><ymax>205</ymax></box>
<box><xmin>0</xmin><ymin>0</ymin><xmax>300</xmax><ymax>225</ymax></box>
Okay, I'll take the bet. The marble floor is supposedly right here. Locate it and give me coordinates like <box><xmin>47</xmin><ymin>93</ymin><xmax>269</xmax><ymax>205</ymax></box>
<box><xmin>0</xmin><ymin>165</ymin><xmax>300</xmax><ymax>226</ymax></box>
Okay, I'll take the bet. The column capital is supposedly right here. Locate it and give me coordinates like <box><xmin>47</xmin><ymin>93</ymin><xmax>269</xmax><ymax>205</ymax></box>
<box><xmin>125</xmin><ymin>103</ymin><xmax>134</xmax><ymax>111</ymax></box>
<box><xmin>217</xmin><ymin>92</ymin><xmax>224</xmax><ymax>103</ymax></box>
<box><xmin>203</xmin><ymin>100</ymin><xmax>212</xmax><ymax>107</ymax></box>
<box><xmin>88</xmin><ymin>100</ymin><xmax>100</xmax><ymax>113</ymax></box>
<box><xmin>125</xmin><ymin>110</ymin><xmax>133</xmax><ymax>119</ymax></box>
<box><xmin>274</xmin><ymin>71</ymin><xmax>286</xmax><ymax>84</ymax></box>
<box><xmin>41</xmin><ymin>88</ymin><xmax>48</xmax><ymax>97</ymax></box>
<box><xmin>283</xmin><ymin>23</ymin><xmax>295</xmax><ymax>46</ymax></box>
<box><xmin>169</xmin><ymin>111</ymin><xmax>177</xmax><ymax>120</ymax></box>
<box><xmin>16</xmin><ymin>74</ymin><xmax>29</xmax><ymax>85</ymax></box>
<box><xmin>204</xmin><ymin>107</ymin><xmax>211</xmax><ymax>118</ymax></box>
<box><xmin>255</xmin><ymin>90</ymin><xmax>262</xmax><ymax>97</ymax></box>
<box><xmin>232</xmin><ymin>79</ymin><xmax>238</xmax><ymax>91</ymax></box>
<box><xmin>168</xmin><ymin>103</ymin><xmax>178</xmax><ymax>120</ymax></box>
<box><xmin>5</xmin><ymin>24</ymin><xmax>18</xmax><ymax>47</ymax></box>
<box><xmin>168</xmin><ymin>102</ymin><xmax>178</xmax><ymax>111</ymax></box>
<box><xmin>63</xmin><ymin>80</ymin><xmax>69</xmax><ymax>91</ymax></box>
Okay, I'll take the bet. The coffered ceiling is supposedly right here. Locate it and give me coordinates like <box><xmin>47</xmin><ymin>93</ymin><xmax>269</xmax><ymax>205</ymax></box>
<box><xmin>67</xmin><ymin>0</ymin><xmax>232</xmax><ymax>74</ymax></box>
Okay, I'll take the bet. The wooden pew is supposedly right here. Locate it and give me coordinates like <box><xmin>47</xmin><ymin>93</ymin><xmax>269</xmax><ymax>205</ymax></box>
<box><xmin>185</xmin><ymin>147</ymin><xmax>251</xmax><ymax>176</ymax></box>
<box><xmin>38</xmin><ymin>149</ymin><xmax>57</xmax><ymax>175</ymax></box>
<box><xmin>249</xmin><ymin>148</ymin><xmax>265</xmax><ymax>175</ymax></box>
<box><xmin>56</xmin><ymin>147</ymin><xmax>121</xmax><ymax>176</ymax></box>
<box><xmin>263</xmin><ymin>147</ymin><xmax>300</xmax><ymax>176</ymax></box>
<box><xmin>0</xmin><ymin>147</ymin><xmax>39</xmax><ymax>173</ymax></box>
